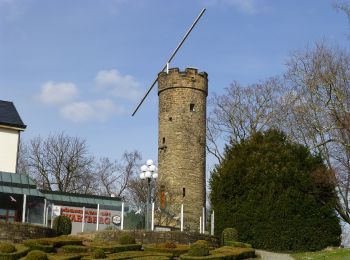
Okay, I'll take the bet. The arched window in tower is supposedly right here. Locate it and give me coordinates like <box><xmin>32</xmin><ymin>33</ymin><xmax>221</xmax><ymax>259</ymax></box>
<box><xmin>190</xmin><ymin>103</ymin><xmax>195</xmax><ymax>112</ymax></box>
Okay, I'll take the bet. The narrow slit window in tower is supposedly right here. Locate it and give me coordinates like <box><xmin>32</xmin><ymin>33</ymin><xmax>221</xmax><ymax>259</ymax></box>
<box><xmin>169</xmin><ymin>117</ymin><xmax>172</xmax><ymax>121</ymax></box>
<box><xmin>162</xmin><ymin>137</ymin><xmax>165</xmax><ymax>144</ymax></box>
<box><xmin>183</xmin><ymin>187</ymin><xmax>186</xmax><ymax>197</ymax></box>
<box><xmin>190</xmin><ymin>103</ymin><xmax>195</xmax><ymax>112</ymax></box>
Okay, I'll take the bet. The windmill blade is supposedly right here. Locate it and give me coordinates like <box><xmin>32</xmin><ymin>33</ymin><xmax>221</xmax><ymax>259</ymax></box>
<box><xmin>131</xmin><ymin>8</ymin><xmax>206</xmax><ymax>116</ymax></box>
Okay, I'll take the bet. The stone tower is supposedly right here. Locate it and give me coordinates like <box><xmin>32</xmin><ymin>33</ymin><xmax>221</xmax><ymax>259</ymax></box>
<box><xmin>158</xmin><ymin>67</ymin><xmax>208</xmax><ymax>230</ymax></box>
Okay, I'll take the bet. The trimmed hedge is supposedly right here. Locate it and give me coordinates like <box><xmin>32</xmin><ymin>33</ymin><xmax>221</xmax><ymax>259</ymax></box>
<box><xmin>106</xmin><ymin>251</ymin><xmax>172</xmax><ymax>260</ymax></box>
<box><xmin>92</xmin><ymin>249</ymin><xmax>106</xmax><ymax>259</ymax></box>
<box><xmin>143</xmin><ymin>243</ymin><xmax>190</xmax><ymax>257</ymax></box>
<box><xmin>118</xmin><ymin>235</ymin><xmax>135</xmax><ymax>245</ymax></box>
<box><xmin>24</xmin><ymin>236</ymin><xmax>83</xmax><ymax>252</ymax></box>
<box><xmin>188</xmin><ymin>241</ymin><xmax>209</xmax><ymax>257</ymax></box>
<box><xmin>180</xmin><ymin>246</ymin><xmax>255</xmax><ymax>260</ymax></box>
<box><xmin>221</xmin><ymin>228</ymin><xmax>238</xmax><ymax>244</ymax></box>
<box><xmin>89</xmin><ymin>243</ymin><xmax>142</xmax><ymax>253</ymax></box>
<box><xmin>224</xmin><ymin>241</ymin><xmax>251</xmax><ymax>248</ymax></box>
<box><xmin>26</xmin><ymin>250</ymin><xmax>48</xmax><ymax>260</ymax></box>
<box><xmin>0</xmin><ymin>244</ymin><xmax>30</xmax><ymax>260</ymax></box>
<box><xmin>57</xmin><ymin>245</ymin><xmax>89</xmax><ymax>254</ymax></box>
<box><xmin>46</xmin><ymin>254</ymin><xmax>83</xmax><ymax>260</ymax></box>
<box><xmin>52</xmin><ymin>216</ymin><xmax>72</xmax><ymax>236</ymax></box>
<box><xmin>0</xmin><ymin>243</ymin><xmax>16</xmax><ymax>253</ymax></box>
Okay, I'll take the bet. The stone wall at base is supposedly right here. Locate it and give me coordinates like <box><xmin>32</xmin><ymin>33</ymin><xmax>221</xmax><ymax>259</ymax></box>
<box><xmin>86</xmin><ymin>230</ymin><xmax>219</xmax><ymax>247</ymax></box>
<box><xmin>0</xmin><ymin>222</ymin><xmax>56</xmax><ymax>242</ymax></box>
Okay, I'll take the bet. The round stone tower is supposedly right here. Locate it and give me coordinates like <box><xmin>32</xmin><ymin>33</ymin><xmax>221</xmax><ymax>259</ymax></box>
<box><xmin>157</xmin><ymin>67</ymin><xmax>208</xmax><ymax>230</ymax></box>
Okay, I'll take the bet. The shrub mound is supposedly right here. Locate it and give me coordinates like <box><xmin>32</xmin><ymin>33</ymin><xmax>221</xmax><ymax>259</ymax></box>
<box><xmin>221</xmin><ymin>228</ymin><xmax>238</xmax><ymax>244</ymax></box>
<box><xmin>188</xmin><ymin>240</ymin><xmax>209</xmax><ymax>257</ymax></box>
<box><xmin>180</xmin><ymin>246</ymin><xmax>255</xmax><ymax>260</ymax></box>
<box><xmin>210</xmin><ymin>130</ymin><xmax>341</xmax><ymax>251</ymax></box>
<box><xmin>57</xmin><ymin>245</ymin><xmax>89</xmax><ymax>253</ymax></box>
<box><xmin>53</xmin><ymin>216</ymin><xmax>72</xmax><ymax>235</ymax></box>
<box><xmin>0</xmin><ymin>244</ymin><xmax>30</xmax><ymax>260</ymax></box>
<box><xmin>92</xmin><ymin>249</ymin><xmax>106</xmax><ymax>259</ymax></box>
<box><xmin>118</xmin><ymin>234</ymin><xmax>135</xmax><ymax>245</ymax></box>
<box><xmin>0</xmin><ymin>242</ymin><xmax>16</xmax><ymax>253</ymax></box>
<box><xmin>26</xmin><ymin>250</ymin><xmax>48</xmax><ymax>260</ymax></box>
<box><xmin>143</xmin><ymin>243</ymin><xmax>190</xmax><ymax>257</ymax></box>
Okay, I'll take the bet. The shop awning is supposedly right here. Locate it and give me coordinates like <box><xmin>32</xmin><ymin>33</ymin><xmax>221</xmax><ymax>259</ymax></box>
<box><xmin>0</xmin><ymin>171</ymin><xmax>44</xmax><ymax>197</ymax></box>
<box><xmin>41</xmin><ymin>190</ymin><xmax>124</xmax><ymax>210</ymax></box>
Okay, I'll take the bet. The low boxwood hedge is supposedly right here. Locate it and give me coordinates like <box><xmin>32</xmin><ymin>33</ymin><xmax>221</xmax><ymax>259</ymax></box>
<box><xmin>143</xmin><ymin>244</ymin><xmax>190</xmax><ymax>257</ymax></box>
<box><xmin>180</xmin><ymin>246</ymin><xmax>255</xmax><ymax>260</ymax></box>
<box><xmin>57</xmin><ymin>245</ymin><xmax>89</xmax><ymax>254</ymax></box>
<box><xmin>46</xmin><ymin>254</ymin><xmax>82</xmax><ymax>260</ymax></box>
<box><xmin>24</xmin><ymin>236</ymin><xmax>83</xmax><ymax>252</ymax></box>
<box><xmin>106</xmin><ymin>250</ymin><xmax>172</xmax><ymax>260</ymax></box>
<box><xmin>89</xmin><ymin>243</ymin><xmax>142</xmax><ymax>253</ymax></box>
<box><xmin>0</xmin><ymin>244</ymin><xmax>30</xmax><ymax>260</ymax></box>
<box><xmin>224</xmin><ymin>241</ymin><xmax>252</xmax><ymax>248</ymax></box>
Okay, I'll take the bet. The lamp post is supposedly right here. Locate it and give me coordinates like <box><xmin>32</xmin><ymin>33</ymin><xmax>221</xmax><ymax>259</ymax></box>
<box><xmin>140</xmin><ymin>159</ymin><xmax>158</xmax><ymax>230</ymax></box>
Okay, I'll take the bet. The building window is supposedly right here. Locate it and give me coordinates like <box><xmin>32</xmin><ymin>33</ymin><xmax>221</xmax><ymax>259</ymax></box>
<box><xmin>0</xmin><ymin>209</ymin><xmax>16</xmax><ymax>223</ymax></box>
<box><xmin>162</xmin><ymin>137</ymin><xmax>165</xmax><ymax>144</ymax></box>
<box><xmin>190</xmin><ymin>103</ymin><xmax>195</xmax><ymax>112</ymax></box>
<box><xmin>169</xmin><ymin>117</ymin><xmax>172</xmax><ymax>121</ymax></box>
<box><xmin>182</xmin><ymin>188</ymin><xmax>186</xmax><ymax>197</ymax></box>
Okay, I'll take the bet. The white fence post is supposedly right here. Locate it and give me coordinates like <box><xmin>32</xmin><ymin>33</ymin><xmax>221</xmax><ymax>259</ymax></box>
<box><xmin>96</xmin><ymin>204</ymin><xmax>100</xmax><ymax>231</ymax></box>
<box><xmin>121</xmin><ymin>202</ymin><xmax>124</xmax><ymax>230</ymax></box>
<box><xmin>43</xmin><ymin>199</ymin><xmax>47</xmax><ymax>225</ymax></box>
<box><xmin>202</xmin><ymin>207</ymin><xmax>205</xmax><ymax>233</ymax></box>
<box><xmin>151</xmin><ymin>202</ymin><xmax>155</xmax><ymax>231</ymax></box>
<box><xmin>82</xmin><ymin>207</ymin><xmax>85</xmax><ymax>232</ymax></box>
<box><xmin>22</xmin><ymin>194</ymin><xmax>27</xmax><ymax>223</ymax></box>
<box><xmin>211</xmin><ymin>210</ymin><xmax>215</xmax><ymax>235</ymax></box>
<box><xmin>199</xmin><ymin>216</ymin><xmax>202</xmax><ymax>234</ymax></box>
<box><xmin>180</xmin><ymin>204</ymin><xmax>184</xmax><ymax>232</ymax></box>
<box><xmin>51</xmin><ymin>203</ymin><xmax>54</xmax><ymax>228</ymax></box>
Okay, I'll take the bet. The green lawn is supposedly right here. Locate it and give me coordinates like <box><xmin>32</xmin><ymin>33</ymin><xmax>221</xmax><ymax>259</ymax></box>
<box><xmin>292</xmin><ymin>248</ymin><xmax>350</xmax><ymax>260</ymax></box>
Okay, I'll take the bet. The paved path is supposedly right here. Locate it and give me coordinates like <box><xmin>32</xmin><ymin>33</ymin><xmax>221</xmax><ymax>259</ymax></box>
<box><xmin>255</xmin><ymin>250</ymin><xmax>294</xmax><ymax>260</ymax></box>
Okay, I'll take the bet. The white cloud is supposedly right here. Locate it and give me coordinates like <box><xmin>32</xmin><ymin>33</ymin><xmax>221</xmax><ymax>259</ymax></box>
<box><xmin>38</xmin><ymin>81</ymin><xmax>79</xmax><ymax>105</ymax></box>
<box><xmin>60</xmin><ymin>99</ymin><xmax>124</xmax><ymax>123</ymax></box>
<box><xmin>203</xmin><ymin>0</ymin><xmax>263</xmax><ymax>15</ymax></box>
<box><xmin>95</xmin><ymin>69</ymin><xmax>142</xmax><ymax>100</ymax></box>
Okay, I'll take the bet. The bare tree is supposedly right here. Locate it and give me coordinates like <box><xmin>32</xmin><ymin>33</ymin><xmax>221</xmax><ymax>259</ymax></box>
<box><xmin>281</xmin><ymin>43</ymin><xmax>350</xmax><ymax>224</ymax></box>
<box><xmin>207</xmin><ymin>78</ymin><xmax>283</xmax><ymax>164</ymax></box>
<box><xmin>22</xmin><ymin>133</ymin><xmax>97</xmax><ymax>194</ymax></box>
<box><xmin>96</xmin><ymin>150</ymin><xmax>141</xmax><ymax>197</ymax></box>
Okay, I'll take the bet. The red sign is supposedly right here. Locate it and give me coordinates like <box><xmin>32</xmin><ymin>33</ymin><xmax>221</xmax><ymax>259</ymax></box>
<box><xmin>60</xmin><ymin>207</ymin><xmax>111</xmax><ymax>225</ymax></box>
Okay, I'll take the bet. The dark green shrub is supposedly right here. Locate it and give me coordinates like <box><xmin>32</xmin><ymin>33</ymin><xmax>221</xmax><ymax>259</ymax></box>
<box><xmin>92</xmin><ymin>248</ymin><xmax>106</xmax><ymax>259</ymax></box>
<box><xmin>221</xmin><ymin>228</ymin><xmax>238</xmax><ymax>244</ymax></box>
<box><xmin>118</xmin><ymin>234</ymin><xmax>135</xmax><ymax>245</ymax></box>
<box><xmin>57</xmin><ymin>245</ymin><xmax>89</xmax><ymax>253</ymax></box>
<box><xmin>26</xmin><ymin>250</ymin><xmax>48</xmax><ymax>260</ymax></box>
<box><xmin>53</xmin><ymin>215</ymin><xmax>72</xmax><ymax>235</ymax></box>
<box><xmin>210</xmin><ymin>130</ymin><xmax>341</xmax><ymax>251</ymax></box>
<box><xmin>0</xmin><ymin>242</ymin><xmax>16</xmax><ymax>253</ymax></box>
<box><xmin>188</xmin><ymin>241</ymin><xmax>209</xmax><ymax>257</ymax></box>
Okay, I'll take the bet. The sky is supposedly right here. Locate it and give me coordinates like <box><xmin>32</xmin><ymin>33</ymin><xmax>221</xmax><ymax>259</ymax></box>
<box><xmin>0</xmin><ymin>0</ymin><xmax>349</xmax><ymax>171</ymax></box>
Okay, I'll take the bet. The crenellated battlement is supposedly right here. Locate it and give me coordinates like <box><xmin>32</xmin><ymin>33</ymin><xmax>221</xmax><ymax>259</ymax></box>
<box><xmin>158</xmin><ymin>67</ymin><xmax>208</xmax><ymax>96</ymax></box>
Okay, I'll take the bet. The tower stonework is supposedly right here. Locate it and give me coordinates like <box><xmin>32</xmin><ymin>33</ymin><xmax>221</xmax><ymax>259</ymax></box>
<box><xmin>158</xmin><ymin>67</ymin><xmax>208</xmax><ymax>230</ymax></box>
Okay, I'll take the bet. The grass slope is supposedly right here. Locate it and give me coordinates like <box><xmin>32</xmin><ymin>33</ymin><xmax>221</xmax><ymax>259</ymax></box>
<box><xmin>292</xmin><ymin>248</ymin><xmax>350</xmax><ymax>259</ymax></box>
